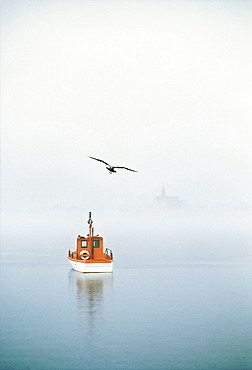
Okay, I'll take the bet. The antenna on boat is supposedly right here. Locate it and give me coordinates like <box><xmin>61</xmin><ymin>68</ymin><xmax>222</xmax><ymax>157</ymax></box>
<box><xmin>87</xmin><ymin>211</ymin><xmax>93</xmax><ymax>238</ymax></box>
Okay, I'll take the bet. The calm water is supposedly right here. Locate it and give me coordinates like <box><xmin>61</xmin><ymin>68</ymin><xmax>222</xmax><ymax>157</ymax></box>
<box><xmin>1</xmin><ymin>256</ymin><xmax>252</xmax><ymax>369</ymax></box>
<box><xmin>1</xmin><ymin>212</ymin><xmax>252</xmax><ymax>370</ymax></box>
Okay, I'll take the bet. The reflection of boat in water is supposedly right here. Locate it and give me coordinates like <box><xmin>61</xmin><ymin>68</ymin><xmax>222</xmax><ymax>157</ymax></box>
<box><xmin>68</xmin><ymin>212</ymin><xmax>113</xmax><ymax>273</ymax></box>
<box><xmin>69</xmin><ymin>269</ymin><xmax>113</xmax><ymax>323</ymax></box>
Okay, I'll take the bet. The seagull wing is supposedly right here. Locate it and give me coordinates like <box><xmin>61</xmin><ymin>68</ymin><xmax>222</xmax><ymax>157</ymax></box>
<box><xmin>114</xmin><ymin>166</ymin><xmax>138</xmax><ymax>172</ymax></box>
<box><xmin>89</xmin><ymin>156</ymin><xmax>110</xmax><ymax>166</ymax></box>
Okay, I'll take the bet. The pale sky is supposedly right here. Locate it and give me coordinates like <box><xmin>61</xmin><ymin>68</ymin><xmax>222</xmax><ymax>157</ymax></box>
<box><xmin>1</xmin><ymin>0</ymin><xmax>252</xmax><ymax>212</ymax></box>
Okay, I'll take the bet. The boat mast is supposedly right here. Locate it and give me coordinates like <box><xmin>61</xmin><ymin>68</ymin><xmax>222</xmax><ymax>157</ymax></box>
<box><xmin>88</xmin><ymin>211</ymin><xmax>93</xmax><ymax>238</ymax></box>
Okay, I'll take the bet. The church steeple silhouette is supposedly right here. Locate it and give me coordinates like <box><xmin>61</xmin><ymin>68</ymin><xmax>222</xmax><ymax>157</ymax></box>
<box><xmin>155</xmin><ymin>187</ymin><xmax>186</xmax><ymax>210</ymax></box>
<box><xmin>161</xmin><ymin>186</ymin><xmax>166</xmax><ymax>198</ymax></box>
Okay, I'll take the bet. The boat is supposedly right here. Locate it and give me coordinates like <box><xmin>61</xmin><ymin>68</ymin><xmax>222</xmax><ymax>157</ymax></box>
<box><xmin>68</xmin><ymin>212</ymin><xmax>114</xmax><ymax>273</ymax></box>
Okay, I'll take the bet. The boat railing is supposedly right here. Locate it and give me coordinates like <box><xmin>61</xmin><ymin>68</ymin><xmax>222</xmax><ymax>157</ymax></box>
<box><xmin>105</xmin><ymin>248</ymin><xmax>113</xmax><ymax>260</ymax></box>
<box><xmin>69</xmin><ymin>249</ymin><xmax>113</xmax><ymax>260</ymax></box>
<box><xmin>68</xmin><ymin>250</ymin><xmax>78</xmax><ymax>259</ymax></box>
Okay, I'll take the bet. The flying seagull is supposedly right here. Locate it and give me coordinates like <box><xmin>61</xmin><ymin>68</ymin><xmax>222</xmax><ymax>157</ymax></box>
<box><xmin>89</xmin><ymin>156</ymin><xmax>138</xmax><ymax>174</ymax></box>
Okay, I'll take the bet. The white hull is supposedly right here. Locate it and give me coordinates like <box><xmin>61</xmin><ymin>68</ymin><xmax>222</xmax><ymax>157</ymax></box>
<box><xmin>68</xmin><ymin>259</ymin><xmax>113</xmax><ymax>273</ymax></box>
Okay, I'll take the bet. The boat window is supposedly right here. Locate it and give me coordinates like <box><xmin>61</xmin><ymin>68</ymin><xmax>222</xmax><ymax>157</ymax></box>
<box><xmin>93</xmin><ymin>240</ymin><xmax>100</xmax><ymax>248</ymax></box>
<box><xmin>81</xmin><ymin>240</ymin><xmax>87</xmax><ymax>248</ymax></box>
